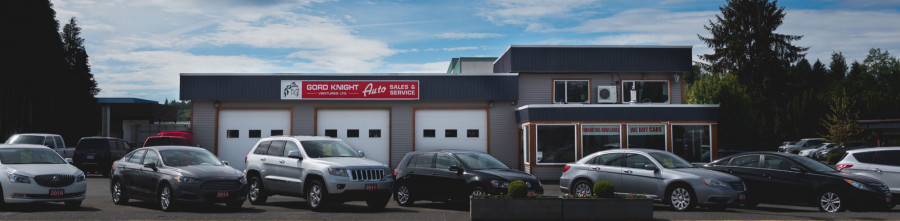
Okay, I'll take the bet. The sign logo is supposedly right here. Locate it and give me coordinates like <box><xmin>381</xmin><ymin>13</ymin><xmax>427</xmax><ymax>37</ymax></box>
<box><xmin>281</xmin><ymin>80</ymin><xmax>419</xmax><ymax>100</ymax></box>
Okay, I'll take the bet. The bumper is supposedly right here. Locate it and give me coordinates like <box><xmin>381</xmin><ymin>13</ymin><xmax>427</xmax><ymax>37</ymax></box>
<box><xmin>170</xmin><ymin>182</ymin><xmax>248</xmax><ymax>204</ymax></box>
<box><xmin>2</xmin><ymin>181</ymin><xmax>88</xmax><ymax>203</ymax></box>
<box><xmin>844</xmin><ymin>189</ymin><xmax>893</xmax><ymax>209</ymax></box>
<box><xmin>325</xmin><ymin>178</ymin><xmax>393</xmax><ymax>195</ymax></box>
<box><xmin>695</xmin><ymin>186</ymin><xmax>745</xmax><ymax>206</ymax></box>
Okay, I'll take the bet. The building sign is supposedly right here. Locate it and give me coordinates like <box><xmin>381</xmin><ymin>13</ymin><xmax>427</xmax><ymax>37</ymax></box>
<box><xmin>582</xmin><ymin>125</ymin><xmax>620</xmax><ymax>136</ymax></box>
<box><xmin>627</xmin><ymin>125</ymin><xmax>666</xmax><ymax>135</ymax></box>
<box><xmin>281</xmin><ymin>80</ymin><xmax>419</xmax><ymax>100</ymax></box>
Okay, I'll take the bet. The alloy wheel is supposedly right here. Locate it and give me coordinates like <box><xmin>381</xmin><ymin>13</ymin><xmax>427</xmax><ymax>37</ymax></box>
<box><xmin>820</xmin><ymin>192</ymin><xmax>842</xmax><ymax>212</ymax></box>
<box><xmin>112</xmin><ymin>182</ymin><xmax>122</xmax><ymax>203</ymax></box>
<box><xmin>574</xmin><ymin>182</ymin><xmax>592</xmax><ymax>197</ymax></box>
<box><xmin>308</xmin><ymin>184</ymin><xmax>322</xmax><ymax>208</ymax></box>
<box><xmin>160</xmin><ymin>186</ymin><xmax>171</xmax><ymax>211</ymax></box>
<box><xmin>671</xmin><ymin>188</ymin><xmax>691</xmax><ymax>211</ymax></box>
<box><xmin>397</xmin><ymin>185</ymin><xmax>410</xmax><ymax>204</ymax></box>
<box><xmin>249</xmin><ymin>181</ymin><xmax>260</xmax><ymax>202</ymax></box>
<box><xmin>471</xmin><ymin>187</ymin><xmax>485</xmax><ymax>197</ymax></box>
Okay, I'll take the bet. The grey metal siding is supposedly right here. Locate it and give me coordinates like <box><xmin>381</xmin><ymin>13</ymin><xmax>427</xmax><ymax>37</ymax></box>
<box><xmin>192</xmin><ymin>100</ymin><xmax>216</xmax><ymax>153</ymax></box>
<box><xmin>180</xmin><ymin>74</ymin><xmax>517</xmax><ymax>101</ymax></box>
<box><xmin>490</xmin><ymin>103</ymin><xmax>519</xmax><ymax>169</ymax></box>
<box><xmin>494</xmin><ymin>46</ymin><xmax>692</xmax><ymax>73</ymax></box>
<box><xmin>517</xmin><ymin>72</ymin><xmax>682</xmax><ymax>106</ymax></box>
<box><xmin>516</xmin><ymin>106</ymin><xmax>719</xmax><ymax>123</ymax></box>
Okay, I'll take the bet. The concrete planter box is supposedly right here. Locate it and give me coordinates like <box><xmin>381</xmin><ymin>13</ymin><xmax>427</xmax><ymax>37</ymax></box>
<box><xmin>470</xmin><ymin>198</ymin><xmax>653</xmax><ymax>221</ymax></box>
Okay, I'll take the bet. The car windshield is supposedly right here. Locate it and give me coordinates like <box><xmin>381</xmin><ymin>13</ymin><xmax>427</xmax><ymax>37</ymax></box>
<box><xmin>0</xmin><ymin>148</ymin><xmax>66</xmax><ymax>164</ymax></box>
<box><xmin>648</xmin><ymin>152</ymin><xmax>694</xmax><ymax>169</ymax></box>
<box><xmin>792</xmin><ymin>155</ymin><xmax>837</xmax><ymax>172</ymax></box>
<box><xmin>6</xmin><ymin>135</ymin><xmax>44</xmax><ymax>145</ymax></box>
<box><xmin>160</xmin><ymin>149</ymin><xmax>223</xmax><ymax>167</ymax></box>
<box><xmin>145</xmin><ymin>137</ymin><xmax>187</xmax><ymax>147</ymax></box>
<box><xmin>455</xmin><ymin>153</ymin><xmax>510</xmax><ymax>170</ymax></box>
<box><xmin>300</xmin><ymin>140</ymin><xmax>359</xmax><ymax>158</ymax></box>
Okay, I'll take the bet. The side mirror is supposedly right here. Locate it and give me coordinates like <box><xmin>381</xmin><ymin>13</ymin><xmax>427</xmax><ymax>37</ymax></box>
<box><xmin>222</xmin><ymin>161</ymin><xmax>230</xmax><ymax>166</ymax></box>
<box><xmin>358</xmin><ymin>150</ymin><xmax>365</xmax><ymax>158</ymax></box>
<box><xmin>65</xmin><ymin>158</ymin><xmax>73</xmax><ymax>164</ymax></box>
<box><xmin>144</xmin><ymin>162</ymin><xmax>158</xmax><ymax>171</ymax></box>
<box><xmin>643</xmin><ymin>164</ymin><xmax>659</xmax><ymax>171</ymax></box>
<box><xmin>449</xmin><ymin>165</ymin><xmax>464</xmax><ymax>174</ymax></box>
<box><xmin>288</xmin><ymin>150</ymin><xmax>303</xmax><ymax>160</ymax></box>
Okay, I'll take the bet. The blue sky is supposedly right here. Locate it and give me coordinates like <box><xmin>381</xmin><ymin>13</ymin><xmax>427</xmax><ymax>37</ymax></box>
<box><xmin>52</xmin><ymin>0</ymin><xmax>900</xmax><ymax>103</ymax></box>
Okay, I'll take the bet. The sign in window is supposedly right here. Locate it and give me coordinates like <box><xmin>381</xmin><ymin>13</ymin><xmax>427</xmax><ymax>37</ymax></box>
<box><xmin>582</xmin><ymin>125</ymin><xmax>621</xmax><ymax>156</ymax></box>
<box><xmin>627</xmin><ymin>125</ymin><xmax>666</xmax><ymax>150</ymax></box>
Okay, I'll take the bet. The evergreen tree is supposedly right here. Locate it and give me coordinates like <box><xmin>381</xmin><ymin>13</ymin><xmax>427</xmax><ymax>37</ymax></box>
<box><xmin>828</xmin><ymin>52</ymin><xmax>848</xmax><ymax>82</ymax></box>
<box><xmin>61</xmin><ymin>17</ymin><xmax>101</xmax><ymax>142</ymax></box>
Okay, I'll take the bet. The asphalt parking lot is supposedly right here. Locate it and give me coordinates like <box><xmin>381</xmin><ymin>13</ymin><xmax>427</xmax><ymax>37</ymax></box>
<box><xmin>0</xmin><ymin>176</ymin><xmax>896</xmax><ymax>220</ymax></box>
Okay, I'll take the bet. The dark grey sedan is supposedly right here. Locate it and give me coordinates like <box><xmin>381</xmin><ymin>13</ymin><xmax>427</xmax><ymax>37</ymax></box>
<box><xmin>109</xmin><ymin>146</ymin><xmax>248</xmax><ymax>211</ymax></box>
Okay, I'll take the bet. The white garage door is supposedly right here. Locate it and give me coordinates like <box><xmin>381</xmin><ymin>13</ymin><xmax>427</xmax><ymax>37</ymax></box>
<box><xmin>218</xmin><ymin>109</ymin><xmax>291</xmax><ymax>170</ymax></box>
<box><xmin>415</xmin><ymin>109</ymin><xmax>488</xmax><ymax>153</ymax></box>
<box><xmin>317</xmin><ymin>109</ymin><xmax>390</xmax><ymax>165</ymax></box>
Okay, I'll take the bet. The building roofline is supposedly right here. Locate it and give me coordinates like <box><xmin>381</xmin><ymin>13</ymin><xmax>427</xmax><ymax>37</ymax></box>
<box><xmin>180</xmin><ymin>73</ymin><xmax>518</xmax><ymax>77</ymax></box>
<box><xmin>516</xmin><ymin>104</ymin><xmax>720</xmax><ymax>111</ymax></box>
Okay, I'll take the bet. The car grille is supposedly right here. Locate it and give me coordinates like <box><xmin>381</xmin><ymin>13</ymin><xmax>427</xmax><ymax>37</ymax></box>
<box><xmin>201</xmin><ymin>180</ymin><xmax>242</xmax><ymax>191</ymax></box>
<box><xmin>350</xmin><ymin>169</ymin><xmax>384</xmax><ymax>181</ymax></box>
<box><xmin>33</xmin><ymin>174</ymin><xmax>75</xmax><ymax>187</ymax></box>
<box><xmin>728</xmin><ymin>181</ymin><xmax>745</xmax><ymax>191</ymax></box>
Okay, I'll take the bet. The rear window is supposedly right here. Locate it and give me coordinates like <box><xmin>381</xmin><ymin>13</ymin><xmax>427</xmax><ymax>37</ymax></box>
<box><xmin>144</xmin><ymin>137</ymin><xmax>188</xmax><ymax>147</ymax></box>
<box><xmin>6</xmin><ymin>135</ymin><xmax>45</xmax><ymax>145</ymax></box>
<box><xmin>76</xmin><ymin>139</ymin><xmax>109</xmax><ymax>150</ymax></box>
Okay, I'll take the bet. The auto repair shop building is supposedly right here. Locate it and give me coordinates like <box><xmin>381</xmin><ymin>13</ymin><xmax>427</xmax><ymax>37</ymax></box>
<box><xmin>180</xmin><ymin>45</ymin><xmax>719</xmax><ymax>180</ymax></box>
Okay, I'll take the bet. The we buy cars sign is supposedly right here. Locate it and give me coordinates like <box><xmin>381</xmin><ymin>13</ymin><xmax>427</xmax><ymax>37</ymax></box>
<box><xmin>281</xmin><ymin>80</ymin><xmax>419</xmax><ymax>100</ymax></box>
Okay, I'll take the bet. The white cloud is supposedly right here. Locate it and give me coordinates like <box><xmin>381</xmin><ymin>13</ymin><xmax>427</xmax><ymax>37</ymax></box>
<box><xmin>424</xmin><ymin>47</ymin><xmax>481</xmax><ymax>52</ymax></box>
<box><xmin>434</xmin><ymin>32</ymin><xmax>504</xmax><ymax>39</ymax></box>
<box><xmin>480</xmin><ymin>0</ymin><xmax>600</xmax><ymax>31</ymax></box>
<box><xmin>383</xmin><ymin>61</ymin><xmax>451</xmax><ymax>73</ymax></box>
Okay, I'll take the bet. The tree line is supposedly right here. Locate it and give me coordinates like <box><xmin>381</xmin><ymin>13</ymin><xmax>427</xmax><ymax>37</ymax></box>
<box><xmin>1</xmin><ymin>0</ymin><xmax>100</xmax><ymax>145</ymax></box>
<box><xmin>686</xmin><ymin>0</ymin><xmax>900</xmax><ymax>150</ymax></box>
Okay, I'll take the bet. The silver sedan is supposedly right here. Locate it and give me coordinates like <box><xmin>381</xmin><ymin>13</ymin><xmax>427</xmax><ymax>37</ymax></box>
<box><xmin>560</xmin><ymin>149</ymin><xmax>746</xmax><ymax>211</ymax></box>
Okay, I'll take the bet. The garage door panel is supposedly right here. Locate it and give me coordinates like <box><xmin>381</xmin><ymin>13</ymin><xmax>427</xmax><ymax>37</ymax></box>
<box><xmin>415</xmin><ymin>109</ymin><xmax>487</xmax><ymax>153</ymax></box>
<box><xmin>317</xmin><ymin>110</ymin><xmax>390</xmax><ymax>165</ymax></box>
<box><xmin>218</xmin><ymin>109</ymin><xmax>291</xmax><ymax>170</ymax></box>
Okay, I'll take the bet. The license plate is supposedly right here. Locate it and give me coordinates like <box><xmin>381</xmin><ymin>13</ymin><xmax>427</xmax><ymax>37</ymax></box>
<box><xmin>86</xmin><ymin>155</ymin><xmax>94</xmax><ymax>160</ymax></box>
<box><xmin>50</xmin><ymin>189</ymin><xmax>65</xmax><ymax>197</ymax></box>
<box><xmin>365</xmin><ymin>184</ymin><xmax>377</xmax><ymax>191</ymax></box>
<box><xmin>739</xmin><ymin>194</ymin><xmax>746</xmax><ymax>200</ymax></box>
<box><xmin>217</xmin><ymin>192</ymin><xmax>229</xmax><ymax>198</ymax></box>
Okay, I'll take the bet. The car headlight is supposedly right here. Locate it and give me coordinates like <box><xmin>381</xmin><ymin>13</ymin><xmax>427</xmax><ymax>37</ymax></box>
<box><xmin>700</xmin><ymin>178</ymin><xmax>728</xmax><ymax>188</ymax></box>
<box><xmin>845</xmin><ymin>179</ymin><xmax>873</xmax><ymax>191</ymax></box>
<box><xmin>174</xmin><ymin>176</ymin><xmax>201</xmax><ymax>184</ymax></box>
<box><xmin>490</xmin><ymin>180</ymin><xmax>509</xmax><ymax>188</ymax></box>
<box><xmin>328</xmin><ymin>168</ymin><xmax>348</xmax><ymax>177</ymax></box>
<box><xmin>7</xmin><ymin>171</ymin><xmax>31</xmax><ymax>184</ymax></box>
<box><xmin>76</xmin><ymin>172</ymin><xmax>86</xmax><ymax>182</ymax></box>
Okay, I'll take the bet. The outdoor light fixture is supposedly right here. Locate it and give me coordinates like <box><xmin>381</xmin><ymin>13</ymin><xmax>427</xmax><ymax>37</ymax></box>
<box><xmin>488</xmin><ymin>100</ymin><xmax>494</xmax><ymax>108</ymax></box>
<box><xmin>214</xmin><ymin>101</ymin><xmax>220</xmax><ymax>108</ymax></box>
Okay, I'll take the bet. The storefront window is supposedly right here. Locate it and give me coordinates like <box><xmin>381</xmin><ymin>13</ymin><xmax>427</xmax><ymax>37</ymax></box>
<box><xmin>582</xmin><ymin>125</ymin><xmax>621</xmax><ymax>156</ymax></box>
<box><xmin>553</xmin><ymin>80</ymin><xmax>589</xmax><ymax>104</ymax></box>
<box><xmin>536</xmin><ymin>125</ymin><xmax>576</xmax><ymax>164</ymax></box>
<box><xmin>627</xmin><ymin>125</ymin><xmax>666</xmax><ymax>151</ymax></box>
<box><xmin>672</xmin><ymin>125</ymin><xmax>711</xmax><ymax>162</ymax></box>
<box><xmin>623</xmin><ymin>80</ymin><xmax>669</xmax><ymax>103</ymax></box>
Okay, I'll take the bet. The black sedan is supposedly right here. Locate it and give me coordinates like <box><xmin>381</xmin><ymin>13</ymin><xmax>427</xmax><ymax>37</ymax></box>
<box><xmin>393</xmin><ymin>150</ymin><xmax>543</xmax><ymax>206</ymax></box>
<box><xmin>704</xmin><ymin>152</ymin><xmax>892</xmax><ymax>212</ymax></box>
<box><xmin>110</xmin><ymin>146</ymin><xmax>248</xmax><ymax>211</ymax></box>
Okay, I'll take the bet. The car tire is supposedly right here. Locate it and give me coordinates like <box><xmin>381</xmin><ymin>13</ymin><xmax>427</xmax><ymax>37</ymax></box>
<box><xmin>65</xmin><ymin>200</ymin><xmax>82</xmax><ymax>210</ymax></box>
<box><xmin>667</xmin><ymin>184</ymin><xmax>696</xmax><ymax>211</ymax></box>
<box><xmin>572</xmin><ymin>180</ymin><xmax>593</xmax><ymax>198</ymax></box>
<box><xmin>111</xmin><ymin>179</ymin><xmax>129</xmax><ymax>205</ymax></box>
<box><xmin>306</xmin><ymin>179</ymin><xmax>328</xmax><ymax>211</ymax></box>
<box><xmin>817</xmin><ymin>189</ymin><xmax>845</xmax><ymax>212</ymax></box>
<box><xmin>159</xmin><ymin>184</ymin><xmax>177</xmax><ymax>212</ymax></box>
<box><xmin>226</xmin><ymin>200</ymin><xmax>244</xmax><ymax>209</ymax></box>
<box><xmin>366</xmin><ymin>192</ymin><xmax>391</xmax><ymax>210</ymax></box>
<box><xmin>396</xmin><ymin>184</ymin><xmax>414</xmax><ymax>207</ymax></box>
<box><xmin>248</xmin><ymin>176</ymin><xmax>268</xmax><ymax>205</ymax></box>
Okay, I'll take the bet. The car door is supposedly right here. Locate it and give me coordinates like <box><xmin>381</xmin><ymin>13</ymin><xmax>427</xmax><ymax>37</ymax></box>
<box><xmin>760</xmin><ymin>155</ymin><xmax>810</xmax><ymax>204</ymax></box>
<box><xmin>433</xmin><ymin>153</ymin><xmax>467</xmax><ymax>200</ymax></box>
<box><xmin>262</xmin><ymin>140</ymin><xmax>288</xmax><ymax>193</ymax></box>
<box><xmin>135</xmin><ymin>149</ymin><xmax>162</xmax><ymax>198</ymax></box>
<box><xmin>121</xmin><ymin>149</ymin><xmax>147</xmax><ymax>197</ymax></box>
<box><xmin>586</xmin><ymin>152</ymin><xmax>625</xmax><ymax>191</ymax></box>
<box><xmin>721</xmin><ymin>154</ymin><xmax>766</xmax><ymax>201</ymax></box>
<box><xmin>620</xmin><ymin>153</ymin><xmax>663</xmax><ymax>197</ymax></box>
<box><xmin>277</xmin><ymin>140</ymin><xmax>304</xmax><ymax>193</ymax></box>
<box><xmin>872</xmin><ymin>150</ymin><xmax>900</xmax><ymax>195</ymax></box>
<box><xmin>411</xmin><ymin>153</ymin><xmax>436</xmax><ymax>200</ymax></box>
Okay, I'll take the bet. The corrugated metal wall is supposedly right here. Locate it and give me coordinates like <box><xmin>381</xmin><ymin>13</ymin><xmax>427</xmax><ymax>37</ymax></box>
<box><xmin>493</xmin><ymin>46</ymin><xmax>692</xmax><ymax>73</ymax></box>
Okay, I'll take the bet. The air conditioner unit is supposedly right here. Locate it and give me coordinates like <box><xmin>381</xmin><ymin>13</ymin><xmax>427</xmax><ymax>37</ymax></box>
<box><xmin>596</xmin><ymin>86</ymin><xmax>617</xmax><ymax>103</ymax></box>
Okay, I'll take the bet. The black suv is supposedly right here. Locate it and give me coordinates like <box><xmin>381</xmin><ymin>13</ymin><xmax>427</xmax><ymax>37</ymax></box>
<box><xmin>73</xmin><ymin>137</ymin><xmax>132</xmax><ymax>177</ymax></box>
<box><xmin>393</xmin><ymin>150</ymin><xmax>543</xmax><ymax>206</ymax></box>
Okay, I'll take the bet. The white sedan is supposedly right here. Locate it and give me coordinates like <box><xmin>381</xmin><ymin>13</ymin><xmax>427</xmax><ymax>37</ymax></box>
<box><xmin>0</xmin><ymin>144</ymin><xmax>86</xmax><ymax>209</ymax></box>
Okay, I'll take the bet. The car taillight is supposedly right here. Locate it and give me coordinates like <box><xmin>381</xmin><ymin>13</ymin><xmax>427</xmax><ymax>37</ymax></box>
<box><xmin>245</xmin><ymin>157</ymin><xmax>248</xmax><ymax>165</ymax></box>
<box><xmin>563</xmin><ymin>165</ymin><xmax>571</xmax><ymax>173</ymax></box>
<box><xmin>393</xmin><ymin>168</ymin><xmax>398</xmax><ymax>176</ymax></box>
<box><xmin>836</xmin><ymin>164</ymin><xmax>853</xmax><ymax>171</ymax></box>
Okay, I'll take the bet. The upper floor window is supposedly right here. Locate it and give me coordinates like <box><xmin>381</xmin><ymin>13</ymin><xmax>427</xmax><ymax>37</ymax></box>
<box><xmin>622</xmin><ymin>80</ymin><xmax>669</xmax><ymax>104</ymax></box>
<box><xmin>553</xmin><ymin>80</ymin><xmax>589</xmax><ymax>104</ymax></box>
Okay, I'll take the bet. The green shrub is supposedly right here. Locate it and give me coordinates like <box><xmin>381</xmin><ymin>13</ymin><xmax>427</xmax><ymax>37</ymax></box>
<box><xmin>826</xmin><ymin>152</ymin><xmax>844</xmax><ymax>165</ymax></box>
<box><xmin>592</xmin><ymin>181</ymin><xmax>615</xmax><ymax>198</ymax></box>
<box><xmin>507</xmin><ymin>180</ymin><xmax>528</xmax><ymax>198</ymax></box>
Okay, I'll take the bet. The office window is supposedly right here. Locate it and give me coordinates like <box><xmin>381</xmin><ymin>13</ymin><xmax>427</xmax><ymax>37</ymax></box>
<box><xmin>324</xmin><ymin>129</ymin><xmax>337</xmax><ymax>138</ymax></box>
<box><xmin>445</xmin><ymin>129</ymin><xmax>457</xmax><ymax>138</ymax></box>
<box><xmin>623</xmin><ymin>80</ymin><xmax>669</xmax><ymax>103</ymax></box>
<box><xmin>227</xmin><ymin>130</ymin><xmax>239</xmax><ymax>138</ymax></box>
<box><xmin>249</xmin><ymin>130</ymin><xmax>261</xmax><ymax>138</ymax></box>
<box><xmin>553</xmin><ymin>80</ymin><xmax>589</xmax><ymax>104</ymax></box>
<box><xmin>467</xmin><ymin>129</ymin><xmax>479</xmax><ymax>138</ymax></box>
<box><xmin>347</xmin><ymin>129</ymin><xmax>359</xmax><ymax>138</ymax></box>
<box><xmin>582</xmin><ymin>125</ymin><xmax>621</xmax><ymax>156</ymax></box>
<box><xmin>672</xmin><ymin>125</ymin><xmax>711</xmax><ymax>162</ymax></box>
<box><xmin>536</xmin><ymin>125</ymin><xmax>576</xmax><ymax>164</ymax></box>
<box><xmin>423</xmin><ymin>129</ymin><xmax>436</xmax><ymax>138</ymax></box>
<box><xmin>627</xmin><ymin>125</ymin><xmax>666</xmax><ymax>151</ymax></box>
<box><xmin>369</xmin><ymin>129</ymin><xmax>381</xmax><ymax>138</ymax></box>
<box><xmin>271</xmin><ymin>130</ymin><xmax>284</xmax><ymax>136</ymax></box>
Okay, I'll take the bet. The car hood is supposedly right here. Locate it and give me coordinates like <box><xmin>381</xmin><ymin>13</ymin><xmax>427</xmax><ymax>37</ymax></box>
<box><xmin>172</xmin><ymin>165</ymin><xmax>243</xmax><ymax>178</ymax></box>
<box><xmin>667</xmin><ymin>168</ymin><xmax>741</xmax><ymax>182</ymax></box>
<box><xmin>476</xmin><ymin>169</ymin><xmax>539</xmax><ymax>182</ymax></box>
<box><xmin>3</xmin><ymin>164</ymin><xmax>81</xmax><ymax>175</ymax></box>
<box><xmin>310</xmin><ymin>157</ymin><xmax>387</xmax><ymax>168</ymax></box>
<box><xmin>832</xmin><ymin>171</ymin><xmax>887</xmax><ymax>185</ymax></box>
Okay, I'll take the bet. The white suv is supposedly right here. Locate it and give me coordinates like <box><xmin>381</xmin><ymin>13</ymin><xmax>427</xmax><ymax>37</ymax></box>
<box><xmin>243</xmin><ymin>136</ymin><xmax>392</xmax><ymax>211</ymax></box>
<box><xmin>836</xmin><ymin>147</ymin><xmax>900</xmax><ymax>206</ymax></box>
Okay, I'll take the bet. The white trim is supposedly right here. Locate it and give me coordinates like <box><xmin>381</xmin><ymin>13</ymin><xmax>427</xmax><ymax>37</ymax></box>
<box><xmin>580</xmin><ymin>124</ymin><xmax>623</xmax><ymax>158</ymax></box>
<box><xmin>516</xmin><ymin>104</ymin><xmax>719</xmax><ymax>111</ymax></box>
<box><xmin>535</xmin><ymin>124</ymin><xmax>578</xmax><ymax>165</ymax></box>
<box><xmin>625</xmin><ymin>124</ymin><xmax>668</xmax><ymax>152</ymax></box>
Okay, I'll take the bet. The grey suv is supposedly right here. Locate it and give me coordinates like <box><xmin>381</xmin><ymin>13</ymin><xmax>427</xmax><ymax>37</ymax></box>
<box><xmin>243</xmin><ymin>136</ymin><xmax>392</xmax><ymax>211</ymax></box>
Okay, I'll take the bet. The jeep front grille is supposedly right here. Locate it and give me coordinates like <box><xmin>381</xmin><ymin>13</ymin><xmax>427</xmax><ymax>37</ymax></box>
<box><xmin>350</xmin><ymin>169</ymin><xmax>384</xmax><ymax>181</ymax></box>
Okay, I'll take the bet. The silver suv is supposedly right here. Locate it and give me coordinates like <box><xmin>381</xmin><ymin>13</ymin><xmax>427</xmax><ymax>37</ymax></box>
<box><xmin>836</xmin><ymin>147</ymin><xmax>900</xmax><ymax>205</ymax></box>
<box><xmin>243</xmin><ymin>136</ymin><xmax>392</xmax><ymax>211</ymax></box>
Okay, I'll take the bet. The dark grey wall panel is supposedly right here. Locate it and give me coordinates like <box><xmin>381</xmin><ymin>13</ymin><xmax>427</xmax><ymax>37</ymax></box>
<box><xmin>494</xmin><ymin>46</ymin><xmax>692</xmax><ymax>73</ymax></box>
<box><xmin>516</xmin><ymin>105</ymin><xmax>718</xmax><ymax>123</ymax></box>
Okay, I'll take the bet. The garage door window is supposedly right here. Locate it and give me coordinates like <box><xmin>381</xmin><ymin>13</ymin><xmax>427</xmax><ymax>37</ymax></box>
<box><xmin>249</xmin><ymin>130</ymin><xmax>261</xmax><ymax>138</ymax></box>
<box><xmin>582</xmin><ymin>125</ymin><xmax>621</xmax><ymax>156</ymax></box>
<box><xmin>627</xmin><ymin>125</ymin><xmax>666</xmax><ymax>151</ymax></box>
<box><xmin>423</xmin><ymin>129</ymin><xmax>436</xmax><ymax>138</ymax></box>
<box><xmin>369</xmin><ymin>129</ymin><xmax>381</xmax><ymax>138</ymax></box>
<box><xmin>324</xmin><ymin>129</ymin><xmax>337</xmax><ymax>138</ymax></box>
<box><xmin>347</xmin><ymin>129</ymin><xmax>359</xmax><ymax>138</ymax></box>
<box><xmin>271</xmin><ymin>130</ymin><xmax>283</xmax><ymax>136</ymax></box>
<box><xmin>536</xmin><ymin>125</ymin><xmax>576</xmax><ymax>164</ymax></box>
<box><xmin>467</xmin><ymin>129</ymin><xmax>479</xmax><ymax>138</ymax></box>
<box><xmin>227</xmin><ymin>130</ymin><xmax>239</xmax><ymax>138</ymax></box>
<box><xmin>445</xmin><ymin>129</ymin><xmax>457</xmax><ymax>138</ymax></box>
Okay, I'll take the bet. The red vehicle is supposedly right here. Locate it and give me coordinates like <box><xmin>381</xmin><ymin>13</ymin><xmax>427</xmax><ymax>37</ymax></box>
<box><xmin>142</xmin><ymin>131</ymin><xmax>194</xmax><ymax>147</ymax></box>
